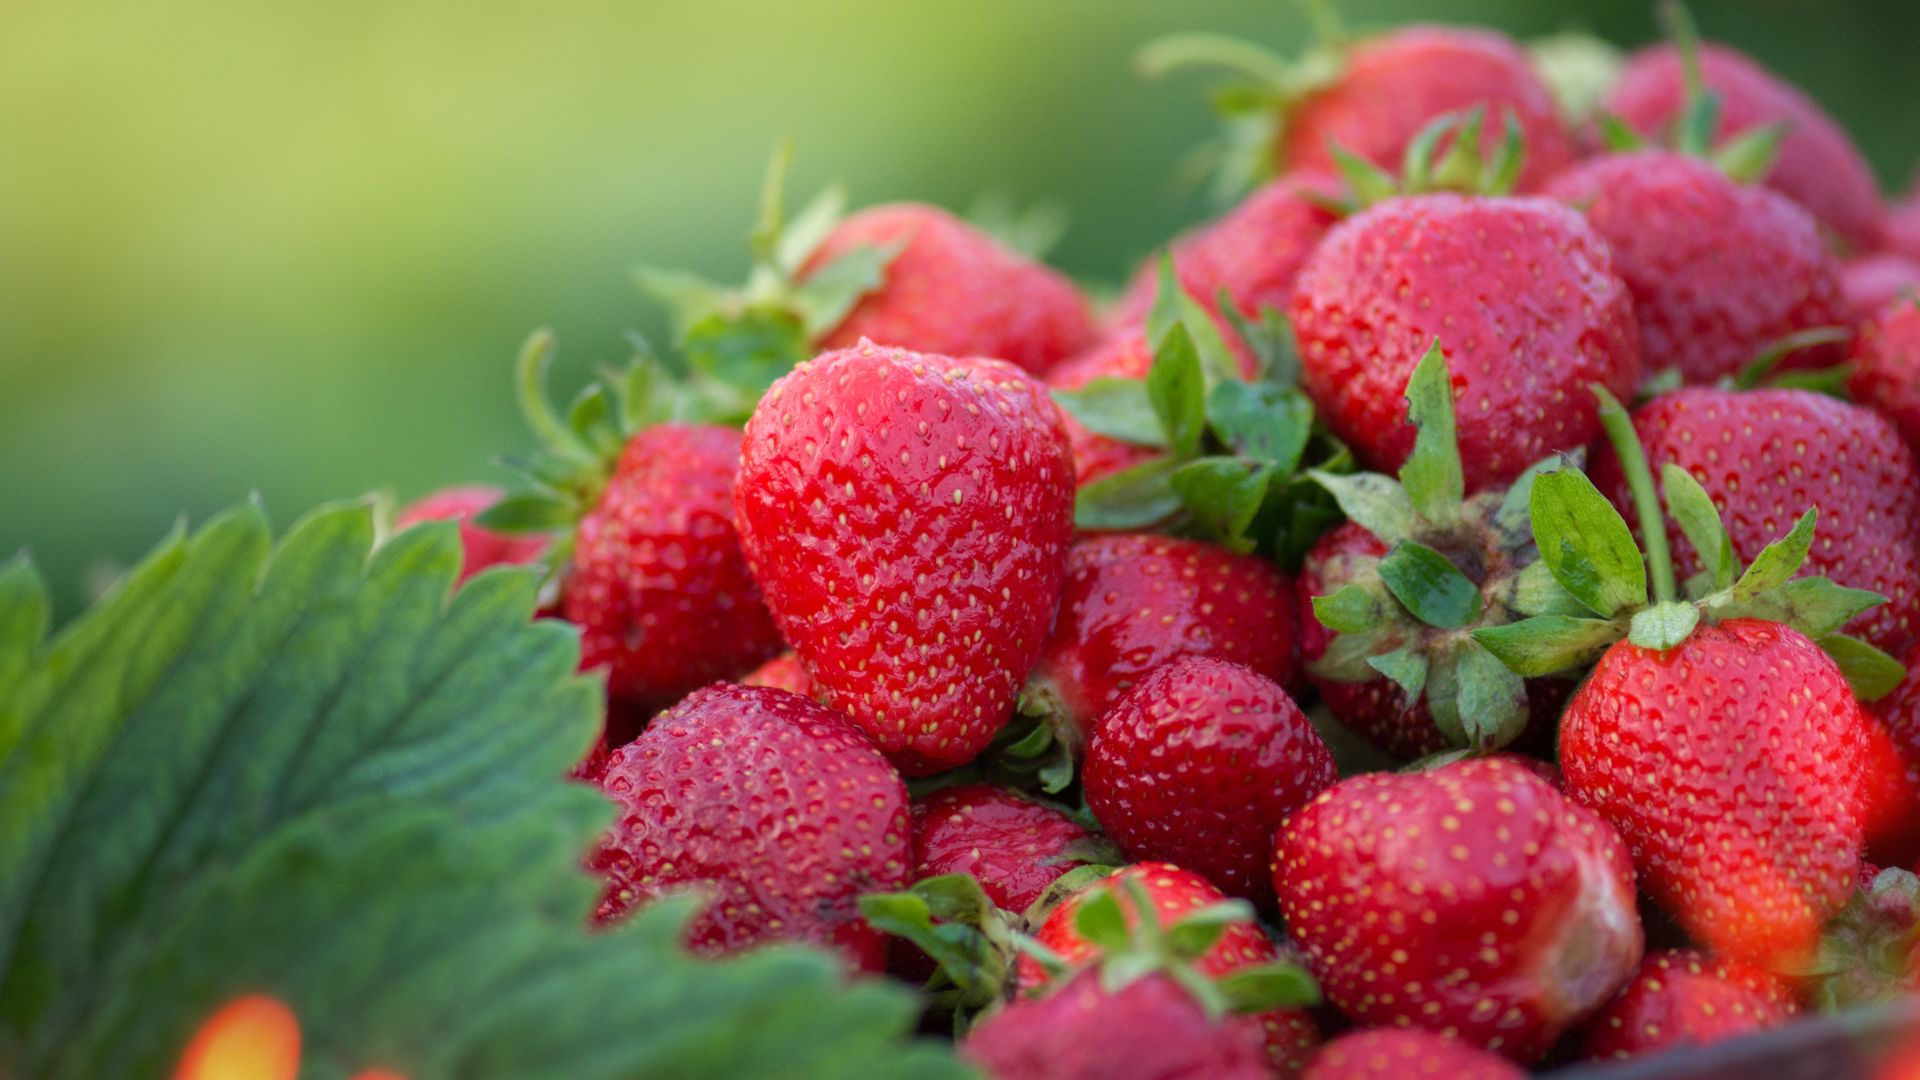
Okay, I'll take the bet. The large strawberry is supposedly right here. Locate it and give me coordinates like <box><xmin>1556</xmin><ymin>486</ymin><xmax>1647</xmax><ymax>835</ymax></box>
<box><xmin>590</xmin><ymin>683</ymin><xmax>911</xmax><ymax>970</ymax></box>
<box><xmin>1849</xmin><ymin>298</ymin><xmax>1920</xmax><ymax>457</ymax></box>
<box><xmin>479</xmin><ymin>334</ymin><xmax>783</xmax><ymax>712</ymax></box>
<box><xmin>1576</xmin><ymin>949</ymin><xmax>1798</xmax><ymax>1063</ymax></box>
<box><xmin>734</xmin><ymin>343</ymin><xmax>1075</xmax><ymax>775</ymax></box>
<box><xmin>1022</xmin><ymin>533</ymin><xmax>1296</xmax><ymax>757</ymax></box>
<box><xmin>1545</xmin><ymin>149</ymin><xmax>1844</xmax><ymax>385</ymax></box>
<box><xmin>1289</xmin><ymin>129</ymin><xmax>1640</xmax><ymax>492</ymax></box>
<box><xmin>1589</xmin><ymin>387</ymin><xmax>1920</xmax><ymax>654</ymax></box>
<box><xmin>1143</xmin><ymin>23</ymin><xmax>1573</xmax><ymax>198</ymax></box>
<box><xmin>1299</xmin><ymin>346</ymin><xmax>1574</xmax><ymax>760</ymax></box>
<box><xmin>1302</xmin><ymin>1029</ymin><xmax>1525</xmax><ymax>1080</ymax></box>
<box><xmin>1084</xmin><ymin>658</ymin><xmax>1334</xmax><ymax>906</ymax></box>
<box><xmin>1274</xmin><ymin>755</ymin><xmax>1643</xmax><ymax>1063</ymax></box>
<box><xmin>394</xmin><ymin>485</ymin><xmax>549</xmax><ymax>583</ymax></box>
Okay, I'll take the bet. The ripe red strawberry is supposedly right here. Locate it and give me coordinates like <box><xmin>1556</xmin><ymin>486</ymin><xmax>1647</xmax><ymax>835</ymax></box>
<box><xmin>1110</xmin><ymin>172</ymin><xmax>1340</xmax><ymax>328</ymax></box>
<box><xmin>1590</xmin><ymin>387</ymin><xmax>1920</xmax><ymax>653</ymax></box>
<box><xmin>1849</xmin><ymin>299</ymin><xmax>1920</xmax><ymax>457</ymax></box>
<box><xmin>1545</xmin><ymin>150</ymin><xmax>1845</xmax><ymax>385</ymax></box>
<box><xmin>1084</xmin><ymin>658</ymin><xmax>1334</xmax><ymax>906</ymax></box>
<box><xmin>1863</xmin><ymin>641</ymin><xmax>1920</xmax><ymax>867</ymax></box>
<box><xmin>1560</xmin><ymin>619</ymin><xmax>1872</xmax><ymax>967</ymax></box>
<box><xmin>911</xmin><ymin>784</ymin><xmax>1092</xmax><ymax>914</ymax></box>
<box><xmin>1302</xmin><ymin>1029</ymin><xmax>1525</xmax><ymax>1080</ymax></box>
<box><xmin>739</xmin><ymin>650</ymin><xmax>813</xmax><ymax>697</ymax></box>
<box><xmin>963</xmin><ymin>969</ymin><xmax>1272</xmax><ymax>1080</ymax></box>
<box><xmin>1843</xmin><ymin>255</ymin><xmax>1920</xmax><ymax>325</ymax></box>
<box><xmin>734</xmin><ymin>343</ymin><xmax>1076</xmax><ymax>774</ymax></box>
<box><xmin>1604</xmin><ymin>41</ymin><xmax>1885</xmax><ymax>250</ymax></box>
<box><xmin>804</xmin><ymin>204</ymin><xmax>1097</xmax><ymax>375</ymax></box>
<box><xmin>1274</xmin><ymin>756</ymin><xmax>1643</xmax><ymax>1063</ymax></box>
<box><xmin>1023</xmin><ymin>533</ymin><xmax>1297</xmax><ymax>753</ymax></box>
<box><xmin>395</xmin><ymin>485</ymin><xmax>549</xmax><ymax>582</ymax></box>
<box><xmin>1290</xmin><ymin>193</ymin><xmax>1640</xmax><ymax>492</ymax></box>
<box><xmin>590</xmin><ymin>683</ymin><xmax>910</xmax><ymax>970</ymax></box>
<box><xmin>562</xmin><ymin>423</ymin><xmax>784</xmax><ymax>709</ymax></box>
<box><xmin>1017</xmin><ymin>863</ymin><xmax>1322</xmax><ymax>1074</ymax></box>
<box><xmin>1576</xmin><ymin>948</ymin><xmax>1799</xmax><ymax>1062</ymax></box>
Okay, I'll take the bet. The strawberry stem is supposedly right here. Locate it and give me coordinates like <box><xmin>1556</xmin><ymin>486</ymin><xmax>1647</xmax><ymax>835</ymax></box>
<box><xmin>514</xmin><ymin>329</ymin><xmax>594</xmax><ymax>465</ymax></box>
<box><xmin>1134</xmin><ymin>33</ymin><xmax>1296</xmax><ymax>93</ymax></box>
<box><xmin>1594</xmin><ymin>385</ymin><xmax>1677</xmax><ymax>604</ymax></box>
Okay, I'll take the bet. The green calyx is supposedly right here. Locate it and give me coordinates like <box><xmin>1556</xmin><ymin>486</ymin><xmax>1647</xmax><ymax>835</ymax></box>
<box><xmin>1304</xmin><ymin>343</ymin><xmax>1557</xmax><ymax>752</ymax></box>
<box><xmin>858</xmin><ymin>874</ymin><xmax>1034</xmax><ymax>1030</ymax></box>
<box><xmin>1324</xmin><ymin>105</ymin><xmax>1526</xmax><ymax>213</ymax></box>
<box><xmin>1777</xmin><ymin>866</ymin><xmax>1920</xmax><ymax>1008</ymax></box>
<box><xmin>1472</xmin><ymin>385</ymin><xmax>1907</xmax><ymax>701</ymax></box>
<box><xmin>1052</xmin><ymin>254</ymin><xmax>1347</xmax><ymax>566</ymax></box>
<box><xmin>632</xmin><ymin>142</ymin><xmax>902</xmax><ymax>421</ymax></box>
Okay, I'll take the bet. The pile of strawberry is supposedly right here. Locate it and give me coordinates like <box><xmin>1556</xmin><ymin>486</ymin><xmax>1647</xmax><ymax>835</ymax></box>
<box><xmin>396</xmin><ymin>4</ymin><xmax>1920</xmax><ymax>1076</ymax></box>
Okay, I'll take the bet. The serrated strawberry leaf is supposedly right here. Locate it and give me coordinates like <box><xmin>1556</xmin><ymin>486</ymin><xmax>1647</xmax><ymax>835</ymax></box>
<box><xmin>1366</xmin><ymin>645</ymin><xmax>1428</xmax><ymax>699</ymax></box>
<box><xmin>1147</xmin><ymin>324</ymin><xmax>1207</xmax><ymax>458</ymax></box>
<box><xmin>789</xmin><ymin>243</ymin><xmax>899</xmax><ymax>337</ymax></box>
<box><xmin>680</xmin><ymin>308</ymin><xmax>809</xmax><ymax>414</ymax></box>
<box><xmin>1818</xmin><ymin>636</ymin><xmax>1907</xmax><ymax>703</ymax></box>
<box><xmin>1075</xmin><ymin>457</ymin><xmax>1183</xmax><ymax>532</ymax></box>
<box><xmin>1308</xmin><ymin>470</ymin><xmax>1414</xmax><ymax>546</ymax></box>
<box><xmin>1715</xmin><ymin>576</ymin><xmax>1886</xmax><ymax>641</ymax></box>
<box><xmin>1311</xmin><ymin>585</ymin><xmax>1383</xmax><ymax>635</ymax></box>
<box><xmin>1206</xmin><ymin>379</ymin><xmax>1312</xmax><ymax>473</ymax></box>
<box><xmin>1660</xmin><ymin>464</ymin><xmax>1737</xmax><ymax>593</ymax></box>
<box><xmin>476</xmin><ymin>492</ymin><xmax>578</xmax><ymax>534</ymax></box>
<box><xmin>1530</xmin><ymin>468</ymin><xmax>1647</xmax><ymax>618</ymax></box>
<box><xmin>1171</xmin><ymin>457</ymin><xmax>1272</xmax><ymax>552</ymax></box>
<box><xmin>1628</xmin><ymin>601</ymin><xmax>1702</xmax><ymax>651</ymax></box>
<box><xmin>1376</xmin><ymin>541</ymin><xmax>1481</xmax><ymax>629</ymax></box>
<box><xmin>0</xmin><ymin>504</ymin><xmax>959</xmax><ymax>1080</ymax></box>
<box><xmin>1398</xmin><ymin>342</ymin><xmax>1463</xmax><ymax>523</ymax></box>
<box><xmin>1427</xmin><ymin>640</ymin><xmax>1528</xmax><ymax>750</ymax></box>
<box><xmin>1729</xmin><ymin>508</ymin><xmax>1817</xmax><ymax>601</ymax></box>
<box><xmin>1145</xmin><ymin>254</ymin><xmax>1238</xmax><ymax>385</ymax></box>
<box><xmin>1052</xmin><ymin>378</ymin><xmax>1167</xmax><ymax>446</ymax></box>
<box><xmin>1473</xmin><ymin>615</ymin><xmax>1621</xmax><ymax>677</ymax></box>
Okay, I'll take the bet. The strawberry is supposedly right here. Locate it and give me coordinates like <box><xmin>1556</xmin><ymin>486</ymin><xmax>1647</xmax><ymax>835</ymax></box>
<box><xmin>1863</xmin><ymin>641</ymin><xmax>1920</xmax><ymax>868</ymax></box>
<box><xmin>1022</xmin><ymin>534</ymin><xmax>1297</xmax><ymax>756</ymax></box>
<box><xmin>1014</xmin><ymin>863</ymin><xmax>1322</xmax><ymax>1075</ymax></box>
<box><xmin>911</xmin><ymin>784</ymin><xmax>1093</xmax><ymax>915</ymax></box>
<box><xmin>480</xmin><ymin>334</ymin><xmax>783</xmax><ymax>712</ymax></box>
<box><xmin>739</xmin><ymin>650</ymin><xmax>813</xmax><ymax>697</ymax></box>
<box><xmin>1144</xmin><ymin>24</ymin><xmax>1572</xmax><ymax>198</ymax></box>
<box><xmin>1590</xmin><ymin>387</ymin><xmax>1920</xmax><ymax>654</ymax></box>
<box><xmin>1576</xmin><ymin>948</ymin><xmax>1798</xmax><ymax>1062</ymax></box>
<box><xmin>1301</xmin><ymin>1029</ymin><xmax>1525</xmax><ymax>1080</ymax></box>
<box><xmin>1084</xmin><ymin>658</ymin><xmax>1334</xmax><ymax>906</ymax></box>
<box><xmin>394</xmin><ymin>485</ymin><xmax>549</xmax><ymax>583</ymax></box>
<box><xmin>734</xmin><ymin>343</ymin><xmax>1075</xmax><ymax>775</ymax></box>
<box><xmin>1603</xmin><ymin>37</ymin><xmax>1884</xmax><ymax>250</ymax></box>
<box><xmin>589</xmin><ymin>683</ymin><xmax>910</xmax><ymax>970</ymax></box>
<box><xmin>1843</xmin><ymin>255</ymin><xmax>1920</xmax><ymax>325</ymax></box>
<box><xmin>1275</xmin><ymin>755</ymin><xmax>1643</xmax><ymax>1063</ymax></box>
<box><xmin>1289</xmin><ymin>148</ymin><xmax>1640</xmax><ymax>491</ymax></box>
<box><xmin>1545</xmin><ymin>149</ymin><xmax>1845</xmax><ymax>385</ymax></box>
<box><xmin>1849</xmin><ymin>299</ymin><xmax>1920</xmax><ymax>457</ymax></box>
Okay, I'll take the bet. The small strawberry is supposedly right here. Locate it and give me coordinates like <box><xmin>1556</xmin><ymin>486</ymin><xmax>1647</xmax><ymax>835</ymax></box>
<box><xmin>1014</xmin><ymin>864</ymin><xmax>1322</xmax><ymax>1075</ymax></box>
<box><xmin>1589</xmin><ymin>387</ymin><xmax>1920</xmax><ymax>654</ymax></box>
<box><xmin>1302</xmin><ymin>1029</ymin><xmax>1525</xmax><ymax>1080</ymax></box>
<box><xmin>1084</xmin><ymin>658</ymin><xmax>1334</xmax><ymax>906</ymax></box>
<box><xmin>734</xmin><ymin>343</ymin><xmax>1075</xmax><ymax>775</ymax></box>
<box><xmin>1021</xmin><ymin>533</ymin><xmax>1297</xmax><ymax>758</ymax></box>
<box><xmin>479</xmin><ymin>334</ymin><xmax>783</xmax><ymax>712</ymax></box>
<box><xmin>1289</xmin><ymin>115</ymin><xmax>1641</xmax><ymax>492</ymax></box>
<box><xmin>394</xmin><ymin>485</ymin><xmax>549</xmax><ymax>583</ymax></box>
<box><xmin>1143</xmin><ymin>22</ymin><xmax>1573</xmax><ymax>199</ymax></box>
<box><xmin>1849</xmin><ymin>298</ymin><xmax>1920</xmax><ymax>457</ymax></box>
<box><xmin>739</xmin><ymin>650</ymin><xmax>813</xmax><ymax>697</ymax></box>
<box><xmin>1299</xmin><ymin>346</ymin><xmax>1575</xmax><ymax>760</ymax></box>
<box><xmin>1274</xmin><ymin>755</ymin><xmax>1643</xmax><ymax>1063</ymax></box>
<box><xmin>590</xmin><ymin>683</ymin><xmax>911</xmax><ymax>970</ymax></box>
<box><xmin>912</xmin><ymin>784</ymin><xmax>1094</xmax><ymax>915</ymax></box>
<box><xmin>1576</xmin><ymin>948</ymin><xmax>1799</xmax><ymax>1063</ymax></box>
<box><xmin>1843</xmin><ymin>255</ymin><xmax>1920</xmax><ymax>325</ymax></box>
<box><xmin>1602</xmin><ymin>4</ymin><xmax>1884</xmax><ymax>251</ymax></box>
<box><xmin>1545</xmin><ymin>149</ymin><xmax>1844</xmax><ymax>385</ymax></box>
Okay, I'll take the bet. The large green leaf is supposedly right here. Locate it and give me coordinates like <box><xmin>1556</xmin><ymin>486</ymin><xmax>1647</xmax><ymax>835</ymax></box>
<box><xmin>0</xmin><ymin>502</ymin><xmax>961</xmax><ymax>1079</ymax></box>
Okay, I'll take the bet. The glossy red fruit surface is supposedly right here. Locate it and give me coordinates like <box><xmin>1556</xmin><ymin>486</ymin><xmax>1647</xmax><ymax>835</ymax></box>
<box><xmin>911</xmin><ymin>784</ymin><xmax>1090</xmax><ymax>913</ymax></box>
<box><xmin>1027</xmin><ymin>533</ymin><xmax>1297</xmax><ymax>749</ymax></box>
<box><xmin>805</xmin><ymin>204</ymin><xmax>1098</xmax><ymax>376</ymax></box>
<box><xmin>1559</xmin><ymin>620</ymin><xmax>1871</xmax><ymax>967</ymax></box>
<box><xmin>1085</xmin><ymin>657</ymin><xmax>1334</xmax><ymax>906</ymax></box>
<box><xmin>395</xmin><ymin>485</ymin><xmax>549</xmax><ymax>583</ymax></box>
<box><xmin>735</xmin><ymin>344</ymin><xmax>1076</xmax><ymax>774</ymax></box>
<box><xmin>1576</xmin><ymin>948</ymin><xmax>1798</xmax><ymax>1062</ymax></box>
<box><xmin>1290</xmin><ymin>193</ymin><xmax>1639</xmax><ymax>493</ymax></box>
<box><xmin>739</xmin><ymin>650</ymin><xmax>814</xmax><ymax>697</ymax></box>
<box><xmin>1864</xmin><ymin>641</ymin><xmax>1920</xmax><ymax>867</ymax></box>
<box><xmin>1591</xmin><ymin>388</ymin><xmax>1920</xmax><ymax>653</ymax></box>
<box><xmin>1275</xmin><ymin>756</ymin><xmax>1642</xmax><ymax>1063</ymax></box>
<box><xmin>1546</xmin><ymin>150</ymin><xmax>1844</xmax><ymax>385</ymax></box>
<box><xmin>1302</xmin><ymin>1028</ymin><xmax>1525</xmax><ymax>1080</ymax></box>
<box><xmin>590</xmin><ymin>684</ymin><xmax>911</xmax><ymax>971</ymax></box>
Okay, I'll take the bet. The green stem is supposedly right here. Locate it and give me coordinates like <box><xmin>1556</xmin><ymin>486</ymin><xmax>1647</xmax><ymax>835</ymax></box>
<box><xmin>1594</xmin><ymin>385</ymin><xmax>1677</xmax><ymax>604</ymax></box>
<box><xmin>515</xmin><ymin>330</ymin><xmax>592</xmax><ymax>462</ymax></box>
<box><xmin>749</xmin><ymin>137</ymin><xmax>794</xmax><ymax>265</ymax></box>
<box><xmin>1135</xmin><ymin>33</ymin><xmax>1297</xmax><ymax>91</ymax></box>
<box><xmin>1660</xmin><ymin>0</ymin><xmax>1706</xmax><ymax>98</ymax></box>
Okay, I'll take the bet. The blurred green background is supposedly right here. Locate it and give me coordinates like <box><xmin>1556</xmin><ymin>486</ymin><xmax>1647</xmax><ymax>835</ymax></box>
<box><xmin>4</xmin><ymin>0</ymin><xmax>1917</xmax><ymax>614</ymax></box>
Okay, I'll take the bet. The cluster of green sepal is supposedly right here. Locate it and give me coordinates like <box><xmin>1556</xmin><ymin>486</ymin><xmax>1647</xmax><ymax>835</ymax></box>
<box><xmin>1777</xmin><ymin>866</ymin><xmax>1920</xmax><ymax>1010</ymax></box>
<box><xmin>0</xmin><ymin>503</ymin><xmax>961</xmax><ymax>1079</ymax></box>
<box><xmin>1323</xmin><ymin>105</ymin><xmax>1527</xmax><ymax>212</ymax></box>
<box><xmin>1052</xmin><ymin>255</ymin><xmax>1349</xmax><ymax>566</ymax></box>
<box><xmin>1307</xmin><ymin>344</ymin><xmax>1559</xmax><ymax>752</ymax></box>
<box><xmin>1471</xmin><ymin>386</ymin><xmax>1907</xmax><ymax>701</ymax></box>
<box><xmin>634</xmin><ymin>142</ymin><xmax>902</xmax><ymax>421</ymax></box>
